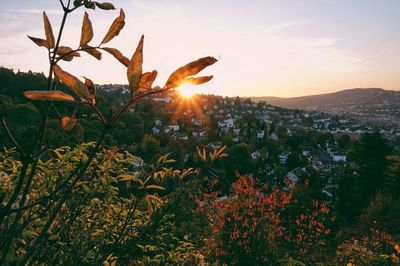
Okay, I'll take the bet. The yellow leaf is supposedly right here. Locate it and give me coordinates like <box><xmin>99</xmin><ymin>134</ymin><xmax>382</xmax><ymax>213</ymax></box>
<box><xmin>56</xmin><ymin>46</ymin><xmax>80</xmax><ymax>61</ymax></box>
<box><xmin>186</xmin><ymin>75</ymin><xmax>213</xmax><ymax>85</ymax></box>
<box><xmin>27</xmin><ymin>36</ymin><xmax>47</xmax><ymax>48</ymax></box>
<box><xmin>83</xmin><ymin>46</ymin><xmax>102</xmax><ymax>60</ymax></box>
<box><xmin>43</xmin><ymin>11</ymin><xmax>55</xmax><ymax>49</ymax></box>
<box><xmin>101</xmin><ymin>9</ymin><xmax>125</xmax><ymax>45</ymax></box>
<box><xmin>80</xmin><ymin>12</ymin><xmax>93</xmax><ymax>47</ymax></box>
<box><xmin>127</xmin><ymin>35</ymin><xmax>144</xmax><ymax>94</ymax></box>
<box><xmin>145</xmin><ymin>185</ymin><xmax>165</xmax><ymax>191</ymax></box>
<box><xmin>61</xmin><ymin>115</ymin><xmax>77</xmax><ymax>131</ymax></box>
<box><xmin>53</xmin><ymin>65</ymin><xmax>89</xmax><ymax>99</ymax></box>
<box><xmin>138</xmin><ymin>70</ymin><xmax>157</xmax><ymax>93</ymax></box>
<box><xmin>24</xmin><ymin>90</ymin><xmax>75</xmax><ymax>102</ymax></box>
<box><xmin>103</xmin><ymin>47</ymin><xmax>129</xmax><ymax>66</ymax></box>
<box><xmin>165</xmin><ymin>57</ymin><xmax>217</xmax><ymax>89</ymax></box>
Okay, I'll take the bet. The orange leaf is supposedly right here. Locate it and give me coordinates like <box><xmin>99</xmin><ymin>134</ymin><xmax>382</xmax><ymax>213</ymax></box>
<box><xmin>127</xmin><ymin>35</ymin><xmax>144</xmax><ymax>94</ymax></box>
<box><xmin>24</xmin><ymin>90</ymin><xmax>75</xmax><ymax>102</ymax></box>
<box><xmin>101</xmin><ymin>9</ymin><xmax>125</xmax><ymax>45</ymax></box>
<box><xmin>80</xmin><ymin>12</ymin><xmax>93</xmax><ymax>47</ymax></box>
<box><xmin>138</xmin><ymin>70</ymin><xmax>157</xmax><ymax>93</ymax></box>
<box><xmin>103</xmin><ymin>47</ymin><xmax>129</xmax><ymax>66</ymax></box>
<box><xmin>53</xmin><ymin>65</ymin><xmax>89</xmax><ymax>99</ymax></box>
<box><xmin>61</xmin><ymin>115</ymin><xmax>77</xmax><ymax>131</ymax></box>
<box><xmin>43</xmin><ymin>11</ymin><xmax>55</xmax><ymax>49</ymax></box>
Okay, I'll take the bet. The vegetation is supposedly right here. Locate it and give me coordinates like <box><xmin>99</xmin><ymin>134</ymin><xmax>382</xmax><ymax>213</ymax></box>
<box><xmin>1</xmin><ymin>1</ymin><xmax>400</xmax><ymax>265</ymax></box>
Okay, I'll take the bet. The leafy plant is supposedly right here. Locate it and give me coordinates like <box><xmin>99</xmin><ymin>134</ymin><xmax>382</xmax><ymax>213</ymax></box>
<box><xmin>0</xmin><ymin>0</ymin><xmax>216</xmax><ymax>264</ymax></box>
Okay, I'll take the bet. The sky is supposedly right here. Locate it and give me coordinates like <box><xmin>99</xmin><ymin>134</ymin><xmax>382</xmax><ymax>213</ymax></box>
<box><xmin>0</xmin><ymin>0</ymin><xmax>400</xmax><ymax>97</ymax></box>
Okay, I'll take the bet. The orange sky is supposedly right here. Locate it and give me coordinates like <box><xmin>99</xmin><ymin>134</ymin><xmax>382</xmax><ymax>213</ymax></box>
<box><xmin>0</xmin><ymin>0</ymin><xmax>399</xmax><ymax>97</ymax></box>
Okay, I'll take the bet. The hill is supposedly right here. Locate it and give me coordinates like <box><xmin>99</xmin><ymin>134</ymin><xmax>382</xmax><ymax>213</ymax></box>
<box><xmin>252</xmin><ymin>88</ymin><xmax>400</xmax><ymax>124</ymax></box>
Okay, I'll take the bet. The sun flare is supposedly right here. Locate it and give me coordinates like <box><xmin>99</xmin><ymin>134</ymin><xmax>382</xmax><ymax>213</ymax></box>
<box><xmin>179</xmin><ymin>84</ymin><xmax>197</xmax><ymax>98</ymax></box>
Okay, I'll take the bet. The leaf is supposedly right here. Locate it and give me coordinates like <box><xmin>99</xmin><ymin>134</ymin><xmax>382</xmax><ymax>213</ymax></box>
<box><xmin>83</xmin><ymin>46</ymin><xmax>102</xmax><ymax>60</ymax></box>
<box><xmin>27</xmin><ymin>36</ymin><xmax>48</xmax><ymax>48</ymax></box>
<box><xmin>73</xmin><ymin>0</ymin><xmax>83</xmax><ymax>7</ymax></box>
<box><xmin>53</xmin><ymin>65</ymin><xmax>89</xmax><ymax>99</ymax></box>
<box><xmin>127</xmin><ymin>35</ymin><xmax>144</xmax><ymax>94</ymax></box>
<box><xmin>80</xmin><ymin>12</ymin><xmax>93</xmax><ymax>47</ymax></box>
<box><xmin>145</xmin><ymin>185</ymin><xmax>165</xmax><ymax>191</ymax></box>
<box><xmin>103</xmin><ymin>47</ymin><xmax>129</xmax><ymax>66</ymax></box>
<box><xmin>61</xmin><ymin>115</ymin><xmax>77</xmax><ymax>131</ymax></box>
<box><xmin>165</xmin><ymin>57</ymin><xmax>217</xmax><ymax>89</ymax></box>
<box><xmin>186</xmin><ymin>75</ymin><xmax>213</xmax><ymax>85</ymax></box>
<box><xmin>56</xmin><ymin>46</ymin><xmax>80</xmax><ymax>61</ymax></box>
<box><xmin>43</xmin><ymin>11</ymin><xmax>55</xmax><ymax>49</ymax></box>
<box><xmin>24</xmin><ymin>90</ymin><xmax>75</xmax><ymax>102</ymax></box>
<box><xmin>82</xmin><ymin>76</ymin><xmax>96</xmax><ymax>103</ymax></box>
<box><xmin>95</xmin><ymin>2</ymin><xmax>115</xmax><ymax>10</ymax></box>
<box><xmin>138</xmin><ymin>70</ymin><xmax>157</xmax><ymax>93</ymax></box>
<box><xmin>101</xmin><ymin>9</ymin><xmax>125</xmax><ymax>45</ymax></box>
<box><xmin>84</xmin><ymin>1</ymin><xmax>96</xmax><ymax>9</ymax></box>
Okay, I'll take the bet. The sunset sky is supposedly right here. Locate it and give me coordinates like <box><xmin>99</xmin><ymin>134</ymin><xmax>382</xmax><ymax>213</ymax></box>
<box><xmin>0</xmin><ymin>0</ymin><xmax>399</xmax><ymax>97</ymax></box>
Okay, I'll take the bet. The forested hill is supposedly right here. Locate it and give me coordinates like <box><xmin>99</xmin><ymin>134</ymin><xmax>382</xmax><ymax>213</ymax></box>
<box><xmin>251</xmin><ymin>88</ymin><xmax>400</xmax><ymax>122</ymax></box>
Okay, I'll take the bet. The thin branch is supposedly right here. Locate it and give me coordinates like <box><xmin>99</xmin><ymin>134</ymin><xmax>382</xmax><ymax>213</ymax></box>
<box><xmin>1</xmin><ymin>114</ymin><xmax>25</xmax><ymax>156</ymax></box>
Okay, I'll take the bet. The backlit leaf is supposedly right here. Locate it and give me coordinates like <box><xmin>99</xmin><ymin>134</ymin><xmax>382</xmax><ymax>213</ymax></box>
<box><xmin>95</xmin><ymin>2</ymin><xmax>115</xmax><ymax>10</ymax></box>
<box><xmin>138</xmin><ymin>70</ymin><xmax>157</xmax><ymax>93</ymax></box>
<box><xmin>56</xmin><ymin>46</ymin><xmax>80</xmax><ymax>61</ymax></box>
<box><xmin>103</xmin><ymin>47</ymin><xmax>129</xmax><ymax>66</ymax></box>
<box><xmin>23</xmin><ymin>90</ymin><xmax>76</xmax><ymax>102</ymax></box>
<box><xmin>53</xmin><ymin>65</ymin><xmax>89</xmax><ymax>99</ymax></box>
<box><xmin>127</xmin><ymin>35</ymin><xmax>144</xmax><ymax>94</ymax></box>
<box><xmin>82</xmin><ymin>76</ymin><xmax>96</xmax><ymax>103</ymax></box>
<box><xmin>165</xmin><ymin>57</ymin><xmax>217</xmax><ymax>89</ymax></box>
<box><xmin>101</xmin><ymin>9</ymin><xmax>125</xmax><ymax>45</ymax></box>
<box><xmin>43</xmin><ymin>11</ymin><xmax>55</xmax><ymax>49</ymax></box>
<box><xmin>27</xmin><ymin>36</ymin><xmax>47</xmax><ymax>48</ymax></box>
<box><xmin>61</xmin><ymin>115</ymin><xmax>77</xmax><ymax>131</ymax></box>
<box><xmin>83</xmin><ymin>46</ymin><xmax>102</xmax><ymax>60</ymax></box>
<box><xmin>186</xmin><ymin>75</ymin><xmax>213</xmax><ymax>85</ymax></box>
<box><xmin>80</xmin><ymin>12</ymin><xmax>93</xmax><ymax>47</ymax></box>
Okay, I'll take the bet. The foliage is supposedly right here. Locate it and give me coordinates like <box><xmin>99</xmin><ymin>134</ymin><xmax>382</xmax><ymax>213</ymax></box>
<box><xmin>199</xmin><ymin>175</ymin><xmax>334</xmax><ymax>265</ymax></box>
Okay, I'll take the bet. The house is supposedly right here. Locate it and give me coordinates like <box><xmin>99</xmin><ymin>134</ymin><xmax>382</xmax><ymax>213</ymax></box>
<box><xmin>332</xmin><ymin>154</ymin><xmax>346</xmax><ymax>162</ymax></box>
<box><xmin>256</xmin><ymin>129</ymin><xmax>265</xmax><ymax>139</ymax></box>
<box><xmin>279</xmin><ymin>153</ymin><xmax>288</xmax><ymax>164</ymax></box>
<box><xmin>152</xmin><ymin>127</ymin><xmax>160</xmax><ymax>134</ymax></box>
<box><xmin>167</xmin><ymin>124</ymin><xmax>180</xmax><ymax>132</ymax></box>
<box><xmin>251</xmin><ymin>151</ymin><xmax>261</xmax><ymax>160</ymax></box>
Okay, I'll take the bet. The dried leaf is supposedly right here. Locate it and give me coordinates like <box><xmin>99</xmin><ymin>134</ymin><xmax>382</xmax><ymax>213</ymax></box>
<box><xmin>23</xmin><ymin>90</ymin><xmax>75</xmax><ymax>102</ymax></box>
<box><xmin>83</xmin><ymin>46</ymin><xmax>102</xmax><ymax>60</ymax></box>
<box><xmin>101</xmin><ymin>9</ymin><xmax>125</xmax><ymax>45</ymax></box>
<box><xmin>56</xmin><ymin>46</ymin><xmax>80</xmax><ymax>61</ymax></box>
<box><xmin>82</xmin><ymin>76</ymin><xmax>96</xmax><ymax>103</ymax></box>
<box><xmin>27</xmin><ymin>36</ymin><xmax>48</xmax><ymax>48</ymax></box>
<box><xmin>61</xmin><ymin>115</ymin><xmax>77</xmax><ymax>131</ymax></box>
<box><xmin>186</xmin><ymin>75</ymin><xmax>213</xmax><ymax>85</ymax></box>
<box><xmin>73</xmin><ymin>0</ymin><xmax>83</xmax><ymax>7</ymax></box>
<box><xmin>53</xmin><ymin>65</ymin><xmax>89</xmax><ymax>99</ymax></box>
<box><xmin>165</xmin><ymin>57</ymin><xmax>217</xmax><ymax>89</ymax></box>
<box><xmin>43</xmin><ymin>11</ymin><xmax>55</xmax><ymax>49</ymax></box>
<box><xmin>95</xmin><ymin>2</ymin><xmax>115</xmax><ymax>10</ymax></box>
<box><xmin>127</xmin><ymin>35</ymin><xmax>144</xmax><ymax>94</ymax></box>
<box><xmin>103</xmin><ymin>47</ymin><xmax>129</xmax><ymax>66</ymax></box>
<box><xmin>138</xmin><ymin>70</ymin><xmax>157</xmax><ymax>93</ymax></box>
<box><xmin>80</xmin><ymin>12</ymin><xmax>93</xmax><ymax>47</ymax></box>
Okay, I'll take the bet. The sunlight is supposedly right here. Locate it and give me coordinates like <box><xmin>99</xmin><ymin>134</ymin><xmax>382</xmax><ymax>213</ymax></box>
<box><xmin>179</xmin><ymin>83</ymin><xmax>197</xmax><ymax>98</ymax></box>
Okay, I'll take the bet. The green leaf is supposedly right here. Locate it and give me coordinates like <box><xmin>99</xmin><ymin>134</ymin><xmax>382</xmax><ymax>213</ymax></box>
<box><xmin>95</xmin><ymin>2</ymin><xmax>115</xmax><ymax>10</ymax></box>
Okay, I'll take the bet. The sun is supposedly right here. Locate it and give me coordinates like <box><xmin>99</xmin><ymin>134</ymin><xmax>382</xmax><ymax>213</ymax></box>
<box><xmin>179</xmin><ymin>84</ymin><xmax>197</xmax><ymax>98</ymax></box>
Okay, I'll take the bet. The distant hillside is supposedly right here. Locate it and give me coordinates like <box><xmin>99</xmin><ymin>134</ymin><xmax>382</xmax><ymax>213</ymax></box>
<box><xmin>251</xmin><ymin>88</ymin><xmax>400</xmax><ymax>124</ymax></box>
